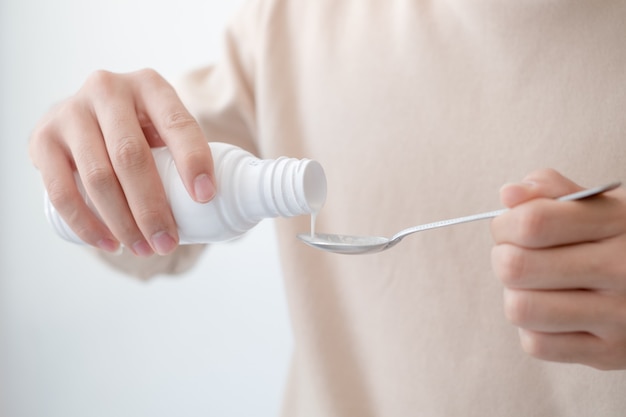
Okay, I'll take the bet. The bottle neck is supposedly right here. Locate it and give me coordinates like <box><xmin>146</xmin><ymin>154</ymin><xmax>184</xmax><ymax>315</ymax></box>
<box><xmin>265</xmin><ymin>157</ymin><xmax>326</xmax><ymax>217</ymax></box>
<box><xmin>230</xmin><ymin>155</ymin><xmax>327</xmax><ymax>222</ymax></box>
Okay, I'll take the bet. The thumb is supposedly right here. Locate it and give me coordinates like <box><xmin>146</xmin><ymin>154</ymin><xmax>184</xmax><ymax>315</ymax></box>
<box><xmin>500</xmin><ymin>169</ymin><xmax>583</xmax><ymax>208</ymax></box>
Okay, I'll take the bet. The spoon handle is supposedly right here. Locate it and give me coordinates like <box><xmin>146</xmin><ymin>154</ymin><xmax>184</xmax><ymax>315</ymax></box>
<box><xmin>390</xmin><ymin>209</ymin><xmax>506</xmax><ymax>241</ymax></box>
<box><xmin>390</xmin><ymin>181</ymin><xmax>621</xmax><ymax>242</ymax></box>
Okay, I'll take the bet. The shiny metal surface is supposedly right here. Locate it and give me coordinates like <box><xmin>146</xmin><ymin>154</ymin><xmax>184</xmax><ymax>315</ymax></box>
<box><xmin>297</xmin><ymin>181</ymin><xmax>621</xmax><ymax>255</ymax></box>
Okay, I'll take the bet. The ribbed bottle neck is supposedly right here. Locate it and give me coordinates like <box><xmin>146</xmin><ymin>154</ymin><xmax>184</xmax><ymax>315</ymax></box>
<box><xmin>263</xmin><ymin>157</ymin><xmax>326</xmax><ymax>218</ymax></box>
<box><xmin>222</xmin><ymin>145</ymin><xmax>327</xmax><ymax>225</ymax></box>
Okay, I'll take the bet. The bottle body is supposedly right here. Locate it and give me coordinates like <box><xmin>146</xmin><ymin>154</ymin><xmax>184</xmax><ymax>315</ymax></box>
<box><xmin>45</xmin><ymin>142</ymin><xmax>327</xmax><ymax>245</ymax></box>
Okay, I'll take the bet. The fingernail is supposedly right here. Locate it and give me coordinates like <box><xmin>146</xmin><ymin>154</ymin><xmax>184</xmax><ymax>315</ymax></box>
<box><xmin>194</xmin><ymin>174</ymin><xmax>215</xmax><ymax>203</ymax></box>
<box><xmin>151</xmin><ymin>231</ymin><xmax>177</xmax><ymax>255</ymax></box>
<box><xmin>98</xmin><ymin>238</ymin><xmax>120</xmax><ymax>253</ymax></box>
<box><xmin>132</xmin><ymin>240</ymin><xmax>154</xmax><ymax>257</ymax></box>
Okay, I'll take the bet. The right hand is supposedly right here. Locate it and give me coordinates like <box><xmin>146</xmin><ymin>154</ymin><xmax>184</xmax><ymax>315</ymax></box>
<box><xmin>29</xmin><ymin>69</ymin><xmax>215</xmax><ymax>256</ymax></box>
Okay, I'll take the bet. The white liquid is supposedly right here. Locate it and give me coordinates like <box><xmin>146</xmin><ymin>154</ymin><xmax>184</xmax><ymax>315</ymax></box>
<box><xmin>310</xmin><ymin>211</ymin><xmax>318</xmax><ymax>238</ymax></box>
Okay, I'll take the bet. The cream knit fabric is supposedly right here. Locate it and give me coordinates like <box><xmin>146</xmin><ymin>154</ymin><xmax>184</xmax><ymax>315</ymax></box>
<box><xmin>113</xmin><ymin>0</ymin><xmax>626</xmax><ymax>415</ymax></box>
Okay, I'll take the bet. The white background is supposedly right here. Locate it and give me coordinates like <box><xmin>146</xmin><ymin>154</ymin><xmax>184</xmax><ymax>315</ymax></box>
<box><xmin>0</xmin><ymin>1</ymin><xmax>293</xmax><ymax>416</ymax></box>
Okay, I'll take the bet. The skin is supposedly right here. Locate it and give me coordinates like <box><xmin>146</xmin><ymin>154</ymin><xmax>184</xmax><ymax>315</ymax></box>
<box><xmin>491</xmin><ymin>169</ymin><xmax>626</xmax><ymax>370</ymax></box>
<box><xmin>28</xmin><ymin>69</ymin><xmax>216</xmax><ymax>256</ymax></box>
<box><xmin>29</xmin><ymin>70</ymin><xmax>626</xmax><ymax>369</ymax></box>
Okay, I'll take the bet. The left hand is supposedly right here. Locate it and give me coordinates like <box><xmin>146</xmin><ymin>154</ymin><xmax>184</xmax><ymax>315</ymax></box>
<box><xmin>490</xmin><ymin>168</ymin><xmax>626</xmax><ymax>370</ymax></box>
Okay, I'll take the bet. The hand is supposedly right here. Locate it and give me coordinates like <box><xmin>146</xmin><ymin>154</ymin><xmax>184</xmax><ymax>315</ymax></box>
<box><xmin>490</xmin><ymin>169</ymin><xmax>626</xmax><ymax>370</ymax></box>
<box><xmin>29</xmin><ymin>69</ymin><xmax>215</xmax><ymax>256</ymax></box>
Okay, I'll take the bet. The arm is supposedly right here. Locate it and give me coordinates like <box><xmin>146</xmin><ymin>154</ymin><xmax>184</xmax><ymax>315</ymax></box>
<box><xmin>490</xmin><ymin>168</ymin><xmax>626</xmax><ymax>370</ymax></box>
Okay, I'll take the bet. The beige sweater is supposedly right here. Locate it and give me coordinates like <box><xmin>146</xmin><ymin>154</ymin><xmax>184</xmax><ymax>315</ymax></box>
<box><xmin>109</xmin><ymin>0</ymin><xmax>626</xmax><ymax>415</ymax></box>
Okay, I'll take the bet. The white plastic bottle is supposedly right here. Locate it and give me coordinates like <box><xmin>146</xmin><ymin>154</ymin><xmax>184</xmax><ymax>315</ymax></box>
<box><xmin>45</xmin><ymin>142</ymin><xmax>327</xmax><ymax>245</ymax></box>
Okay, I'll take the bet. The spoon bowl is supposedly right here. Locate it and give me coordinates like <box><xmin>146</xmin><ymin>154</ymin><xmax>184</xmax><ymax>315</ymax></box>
<box><xmin>297</xmin><ymin>181</ymin><xmax>621</xmax><ymax>255</ymax></box>
<box><xmin>297</xmin><ymin>233</ymin><xmax>391</xmax><ymax>254</ymax></box>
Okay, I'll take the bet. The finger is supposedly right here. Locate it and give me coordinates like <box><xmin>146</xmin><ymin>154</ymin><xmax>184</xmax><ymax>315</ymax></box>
<box><xmin>492</xmin><ymin>239</ymin><xmax>626</xmax><ymax>291</ymax></box>
<box><xmin>499</xmin><ymin>169</ymin><xmax>582</xmax><ymax>208</ymax></box>
<box><xmin>34</xmin><ymin>132</ymin><xmax>119</xmax><ymax>252</ymax></box>
<box><xmin>517</xmin><ymin>329</ymin><xmax>614</xmax><ymax>369</ymax></box>
<box><xmin>65</xmin><ymin>106</ymin><xmax>155</xmax><ymax>257</ymax></box>
<box><xmin>137</xmin><ymin>111</ymin><xmax>166</xmax><ymax>147</ymax></box>
<box><xmin>503</xmin><ymin>288</ymin><xmax>618</xmax><ymax>334</ymax></box>
<box><xmin>491</xmin><ymin>192</ymin><xmax>624</xmax><ymax>248</ymax></box>
<box><xmin>87</xmin><ymin>72</ymin><xmax>178</xmax><ymax>255</ymax></box>
<box><xmin>132</xmin><ymin>69</ymin><xmax>216</xmax><ymax>203</ymax></box>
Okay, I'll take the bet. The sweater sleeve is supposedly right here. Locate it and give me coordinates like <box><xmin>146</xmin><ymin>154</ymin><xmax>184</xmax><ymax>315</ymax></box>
<box><xmin>174</xmin><ymin>0</ymin><xmax>269</xmax><ymax>155</ymax></box>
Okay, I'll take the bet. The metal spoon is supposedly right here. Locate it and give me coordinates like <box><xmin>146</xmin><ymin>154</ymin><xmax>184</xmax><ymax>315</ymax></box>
<box><xmin>297</xmin><ymin>181</ymin><xmax>621</xmax><ymax>255</ymax></box>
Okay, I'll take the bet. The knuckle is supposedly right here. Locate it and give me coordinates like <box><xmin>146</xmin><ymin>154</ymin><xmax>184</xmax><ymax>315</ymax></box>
<box><xmin>129</xmin><ymin>69</ymin><xmax>200</xmax><ymax>134</ymax></box>
<box><xmin>70</xmin><ymin>220</ymin><xmax>99</xmax><ymax>244</ymax></box>
<box><xmin>504</xmin><ymin>289</ymin><xmax>531</xmax><ymax>327</ymax></box>
<box><xmin>84</xmin><ymin>70</ymin><xmax>119</xmax><ymax>98</ymax></box>
<box><xmin>29</xmin><ymin>104</ymin><xmax>79</xmax><ymax>163</ymax></box>
<box><xmin>515</xmin><ymin>207</ymin><xmax>546</xmax><ymax>246</ymax></box>
<box><xmin>83</xmin><ymin>165</ymin><xmax>116</xmax><ymax>192</ymax></box>
<box><xmin>137</xmin><ymin>207</ymin><xmax>162</xmax><ymax>224</ymax></box>
<box><xmin>162</xmin><ymin>110</ymin><xmax>198</xmax><ymax>132</ymax></box>
<box><xmin>134</xmin><ymin>68</ymin><xmax>161</xmax><ymax>82</ymax></box>
<box><xmin>46</xmin><ymin>178</ymin><xmax>74</xmax><ymax>214</ymax></box>
<box><xmin>518</xmin><ymin>330</ymin><xmax>547</xmax><ymax>359</ymax></box>
<box><xmin>526</xmin><ymin>168</ymin><xmax>562</xmax><ymax>183</ymax></box>
<box><xmin>133</xmin><ymin>205</ymin><xmax>167</xmax><ymax>232</ymax></box>
<box><xmin>29</xmin><ymin>126</ymin><xmax>54</xmax><ymax>165</ymax></box>
<box><xmin>181</xmin><ymin>146</ymin><xmax>210</xmax><ymax>170</ymax></box>
<box><xmin>30</xmin><ymin>120</ymin><xmax>55</xmax><ymax>145</ymax></box>
<box><xmin>112</xmin><ymin>139</ymin><xmax>150</xmax><ymax>170</ymax></box>
<box><xmin>133</xmin><ymin>68</ymin><xmax>169</xmax><ymax>92</ymax></box>
<box><xmin>46</xmin><ymin>177</ymin><xmax>100</xmax><ymax>244</ymax></box>
<box><xmin>493</xmin><ymin>244</ymin><xmax>527</xmax><ymax>287</ymax></box>
<box><xmin>522</xmin><ymin>169</ymin><xmax>569</xmax><ymax>190</ymax></box>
